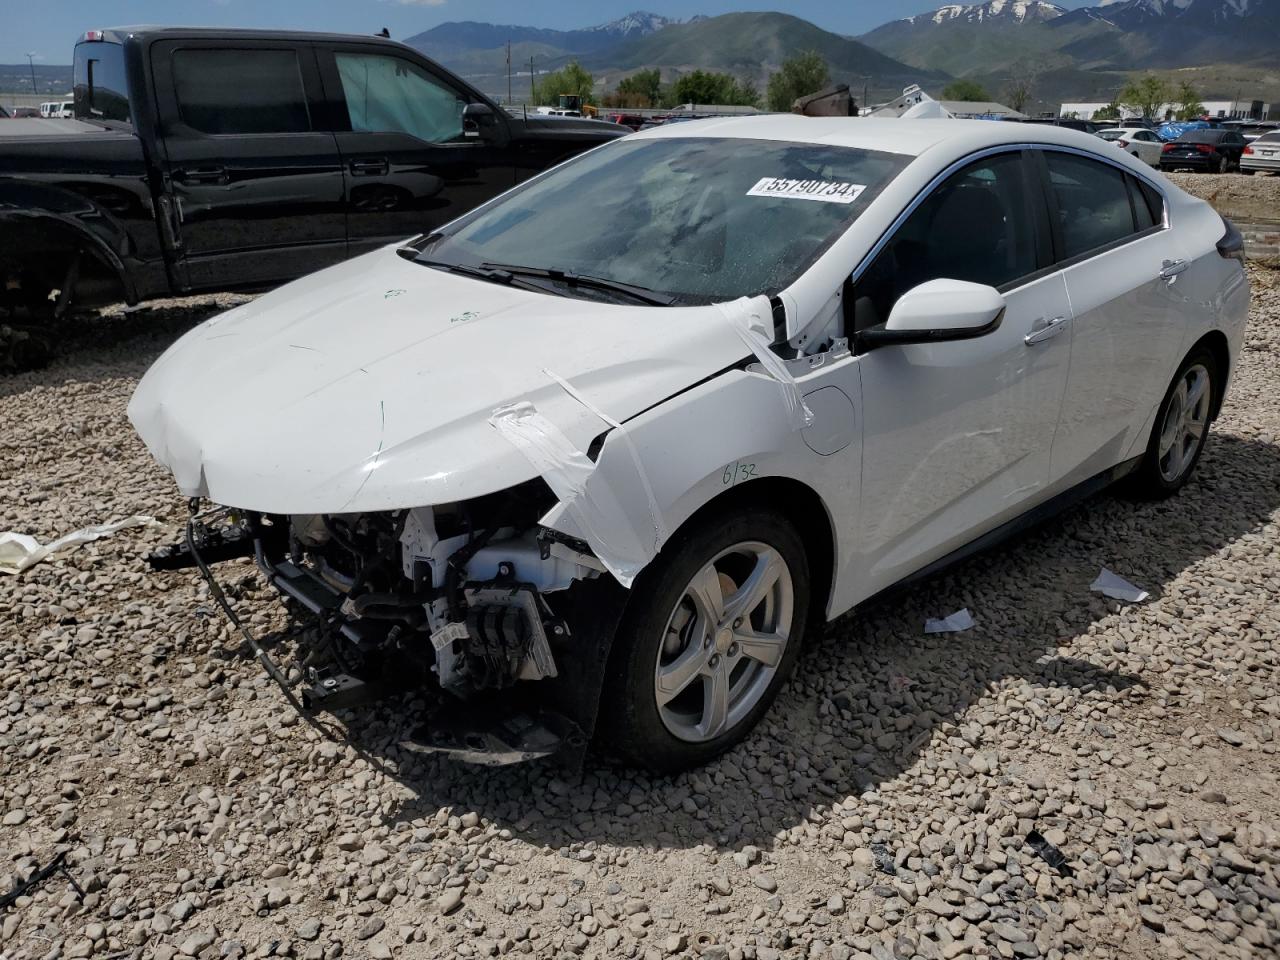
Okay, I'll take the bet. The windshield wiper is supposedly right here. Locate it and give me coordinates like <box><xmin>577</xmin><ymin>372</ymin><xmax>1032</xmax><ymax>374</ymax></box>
<box><xmin>478</xmin><ymin>262</ymin><xmax>677</xmax><ymax>306</ymax></box>
<box><xmin>398</xmin><ymin>250</ymin><xmax>552</xmax><ymax>293</ymax></box>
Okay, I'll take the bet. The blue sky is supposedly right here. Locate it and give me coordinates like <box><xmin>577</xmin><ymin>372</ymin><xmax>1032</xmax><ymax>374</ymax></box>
<box><xmin>2</xmin><ymin>0</ymin><xmax>1093</xmax><ymax>63</ymax></box>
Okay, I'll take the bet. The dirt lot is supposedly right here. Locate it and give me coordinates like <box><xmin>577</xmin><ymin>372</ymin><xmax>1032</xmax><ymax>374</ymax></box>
<box><xmin>1166</xmin><ymin>171</ymin><xmax>1280</xmax><ymax>223</ymax></box>
<box><xmin>1</xmin><ymin>268</ymin><xmax>1279</xmax><ymax>958</ymax></box>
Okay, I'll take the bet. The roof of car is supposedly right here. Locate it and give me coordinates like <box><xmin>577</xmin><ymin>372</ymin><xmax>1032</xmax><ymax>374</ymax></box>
<box><xmin>86</xmin><ymin>25</ymin><xmax>409</xmax><ymax>46</ymax></box>
<box><xmin>628</xmin><ymin>116</ymin><xmax>1116</xmax><ymax>159</ymax></box>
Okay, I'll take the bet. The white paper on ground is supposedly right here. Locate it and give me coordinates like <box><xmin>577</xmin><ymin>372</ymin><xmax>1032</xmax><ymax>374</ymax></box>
<box><xmin>0</xmin><ymin>515</ymin><xmax>159</xmax><ymax>575</ymax></box>
<box><xmin>924</xmin><ymin>608</ymin><xmax>975</xmax><ymax>634</ymax></box>
<box><xmin>1090</xmin><ymin>568</ymin><xmax>1149</xmax><ymax>602</ymax></box>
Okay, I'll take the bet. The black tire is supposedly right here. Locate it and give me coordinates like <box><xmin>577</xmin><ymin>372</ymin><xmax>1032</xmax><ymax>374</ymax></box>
<box><xmin>1129</xmin><ymin>346</ymin><xmax>1219</xmax><ymax>500</ymax></box>
<box><xmin>1214</xmin><ymin>155</ymin><xmax>1227</xmax><ymax>174</ymax></box>
<box><xmin>595</xmin><ymin>506</ymin><xmax>810</xmax><ymax>773</ymax></box>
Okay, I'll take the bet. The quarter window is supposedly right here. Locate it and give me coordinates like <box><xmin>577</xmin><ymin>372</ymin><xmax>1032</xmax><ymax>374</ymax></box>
<box><xmin>851</xmin><ymin>151</ymin><xmax>1040</xmax><ymax>331</ymax></box>
<box><xmin>172</xmin><ymin>49</ymin><xmax>311</xmax><ymax>135</ymax></box>
<box><xmin>335</xmin><ymin>52</ymin><xmax>465</xmax><ymax>143</ymax></box>
<box><xmin>1045</xmin><ymin>152</ymin><xmax>1138</xmax><ymax>260</ymax></box>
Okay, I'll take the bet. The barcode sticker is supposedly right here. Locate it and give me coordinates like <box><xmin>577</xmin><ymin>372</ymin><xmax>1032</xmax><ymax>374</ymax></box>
<box><xmin>746</xmin><ymin>177</ymin><xmax>866</xmax><ymax>204</ymax></box>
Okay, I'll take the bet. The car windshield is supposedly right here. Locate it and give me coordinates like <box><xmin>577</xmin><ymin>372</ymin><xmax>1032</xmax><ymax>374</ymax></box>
<box><xmin>418</xmin><ymin>136</ymin><xmax>910</xmax><ymax>304</ymax></box>
<box><xmin>1255</xmin><ymin>131</ymin><xmax>1280</xmax><ymax>144</ymax></box>
<box><xmin>1097</xmin><ymin>130</ymin><xmax>1125</xmax><ymax>140</ymax></box>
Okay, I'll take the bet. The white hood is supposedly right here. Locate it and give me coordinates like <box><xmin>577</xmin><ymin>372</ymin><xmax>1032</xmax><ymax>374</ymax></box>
<box><xmin>128</xmin><ymin>248</ymin><xmax>752</xmax><ymax>515</ymax></box>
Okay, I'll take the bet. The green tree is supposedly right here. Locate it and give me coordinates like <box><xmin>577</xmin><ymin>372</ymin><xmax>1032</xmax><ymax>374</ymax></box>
<box><xmin>1174</xmin><ymin>79</ymin><xmax>1205</xmax><ymax>121</ymax></box>
<box><xmin>669</xmin><ymin>70</ymin><xmax>758</xmax><ymax>107</ymax></box>
<box><xmin>766</xmin><ymin>51</ymin><xmax>830</xmax><ymax>112</ymax></box>
<box><xmin>535</xmin><ymin>61</ymin><xmax>595</xmax><ymax>107</ymax></box>
<box><xmin>615</xmin><ymin>68</ymin><xmax>662</xmax><ymax>108</ymax></box>
<box><xmin>940</xmin><ymin>79</ymin><xmax>991</xmax><ymax>102</ymax></box>
<box><xmin>1093</xmin><ymin>102</ymin><xmax>1121</xmax><ymax>121</ymax></box>
<box><xmin>1118</xmin><ymin>73</ymin><xmax>1173</xmax><ymax>120</ymax></box>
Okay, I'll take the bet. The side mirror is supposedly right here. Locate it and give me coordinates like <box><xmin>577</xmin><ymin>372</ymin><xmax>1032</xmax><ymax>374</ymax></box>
<box><xmin>463</xmin><ymin>102</ymin><xmax>507</xmax><ymax>143</ymax></box>
<box><xmin>857</xmin><ymin>279</ymin><xmax>1005</xmax><ymax>349</ymax></box>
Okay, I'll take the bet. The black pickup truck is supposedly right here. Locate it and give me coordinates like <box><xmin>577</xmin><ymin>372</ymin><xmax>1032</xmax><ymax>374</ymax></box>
<box><xmin>0</xmin><ymin>27</ymin><xmax>627</xmax><ymax>320</ymax></box>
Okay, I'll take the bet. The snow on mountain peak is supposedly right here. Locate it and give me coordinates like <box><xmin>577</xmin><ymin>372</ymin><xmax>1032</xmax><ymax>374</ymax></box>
<box><xmin>907</xmin><ymin>1</ymin><xmax>1067</xmax><ymax>26</ymax></box>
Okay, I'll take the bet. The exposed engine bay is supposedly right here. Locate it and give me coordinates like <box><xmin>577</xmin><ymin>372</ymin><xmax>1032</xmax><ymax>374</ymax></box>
<box><xmin>166</xmin><ymin>481</ymin><xmax>624</xmax><ymax>766</ymax></box>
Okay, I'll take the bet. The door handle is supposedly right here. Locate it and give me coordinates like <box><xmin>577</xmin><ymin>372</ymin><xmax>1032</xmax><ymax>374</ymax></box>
<box><xmin>1160</xmin><ymin>258</ymin><xmax>1189</xmax><ymax>281</ymax></box>
<box><xmin>349</xmin><ymin>158</ymin><xmax>389</xmax><ymax>176</ymax></box>
<box><xmin>1024</xmin><ymin>315</ymin><xmax>1069</xmax><ymax>346</ymax></box>
<box><xmin>175</xmin><ymin>165</ymin><xmax>227</xmax><ymax>185</ymax></box>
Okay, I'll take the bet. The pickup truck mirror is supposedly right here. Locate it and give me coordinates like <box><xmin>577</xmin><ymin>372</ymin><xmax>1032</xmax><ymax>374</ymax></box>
<box><xmin>856</xmin><ymin>279</ymin><xmax>1006</xmax><ymax>350</ymax></box>
<box><xmin>463</xmin><ymin>102</ymin><xmax>506</xmax><ymax>144</ymax></box>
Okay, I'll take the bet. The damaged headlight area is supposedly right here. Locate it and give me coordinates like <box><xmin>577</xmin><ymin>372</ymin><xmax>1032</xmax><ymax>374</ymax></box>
<box><xmin>168</xmin><ymin>481</ymin><xmax>624</xmax><ymax>766</ymax></box>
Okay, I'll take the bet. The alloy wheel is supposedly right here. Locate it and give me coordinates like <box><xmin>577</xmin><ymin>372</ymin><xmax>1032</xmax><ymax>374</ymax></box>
<box><xmin>1158</xmin><ymin>363</ymin><xmax>1211</xmax><ymax>483</ymax></box>
<box><xmin>654</xmin><ymin>541</ymin><xmax>794</xmax><ymax>743</ymax></box>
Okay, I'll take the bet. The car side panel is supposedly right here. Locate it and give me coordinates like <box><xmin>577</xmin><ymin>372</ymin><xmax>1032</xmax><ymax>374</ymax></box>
<box><xmin>1049</xmin><ymin>227</ymin><xmax>1193</xmax><ymax>487</ymax></box>
<box><xmin>541</xmin><ymin>366</ymin><xmax>862</xmax><ymax>619</ymax></box>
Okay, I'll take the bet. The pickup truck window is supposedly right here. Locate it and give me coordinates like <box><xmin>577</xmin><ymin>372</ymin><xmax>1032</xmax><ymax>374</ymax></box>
<box><xmin>172</xmin><ymin>48</ymin><xmax>311</xmax><ymax>135</ymax></box>
<box><xmin>73</xmin><ymin>41</ymin><xmax>131</xmax><ymax>124</ymax></box>
<box><xmin>336</xmin><ymin>52</ymin><xmax>465</xmax><ymax>143</ymax></box>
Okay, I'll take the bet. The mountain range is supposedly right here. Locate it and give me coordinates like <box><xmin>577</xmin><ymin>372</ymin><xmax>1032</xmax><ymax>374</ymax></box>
<box><xmin>862</xmin><ymin>0</ymin><xmax>1280</xmax><ymax>76</ymax></box>
<box><xmin>404</xmin><ymin>1</ymin><xmax>1280</xmax><ymax>107</ymax></box>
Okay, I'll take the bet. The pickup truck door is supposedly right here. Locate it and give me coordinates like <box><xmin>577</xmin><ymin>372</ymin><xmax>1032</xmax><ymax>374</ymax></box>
<box><xmin>150</xmin><ymin>39</ymin><xmax>347</xmax><ymax>291</ymax></box>
<box><xmin>317</xmin><ymin>44</ymin><xmax>517</xmax><ymax>257</ymax></box>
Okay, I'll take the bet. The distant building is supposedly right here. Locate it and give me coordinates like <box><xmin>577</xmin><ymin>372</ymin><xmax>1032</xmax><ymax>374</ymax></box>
<box><xmin>937</xmin><ymin>100</ymin><xmax>1027</xmax><ymax>120</ymax></box>
<box><xmin>1062</xmin><ymin>99</ymin><xmax>1273</xmax><ymax>121</ymax></box>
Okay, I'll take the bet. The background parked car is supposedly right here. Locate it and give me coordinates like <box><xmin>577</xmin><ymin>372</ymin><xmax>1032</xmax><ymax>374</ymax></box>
<box><xmin>38</xmin><ymin>100</ymin><xmax>73</xmax><ymax>118</ymax></box>
<box><xmin>1241</xmin><ymin>130</ymin><xmax>1280</xmax><ymax>175</ymax></box>
<box><xmin>1097</xmin><ymin>127</ymin><xmax>1163</xmax><ymax>166</ymax></box>
<box><xmin>9</xmin><ymin>106</ymin><xmax>38</xmax><ymax>118</ymax></box>
<box><xmin>1160</xmin><ymin>129</ymin><xmax>1247</xmax><ymax>173</ymax></box>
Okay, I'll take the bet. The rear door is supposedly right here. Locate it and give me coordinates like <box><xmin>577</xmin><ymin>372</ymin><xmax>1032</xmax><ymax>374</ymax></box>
<box><xmin>1039</xmin><ymin>150</ymin><xmax>1189</xmax><ymax>487</ymax></box>
<box><xmin>150</xmin><ymin>39</ymin><xmax>347</xmax><ymax>291</ymax></box>
<box><xmin>317</xmin><ymin>43</ymin><xmax>517</xmax><ymax>257</ymax></box>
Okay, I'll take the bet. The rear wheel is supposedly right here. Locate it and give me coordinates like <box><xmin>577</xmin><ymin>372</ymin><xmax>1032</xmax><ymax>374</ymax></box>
<box><xmin>596</xmin><ymin>507</ymin><xmax>809</xmax><ymax>772</ymax></box>
<box><xmin>1129</xmin><ymin>347</ymin><xmax>1218</xmax><ymax>499</ymax></box>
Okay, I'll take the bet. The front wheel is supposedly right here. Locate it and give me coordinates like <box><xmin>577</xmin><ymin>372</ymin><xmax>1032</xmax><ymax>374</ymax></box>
<box><xmin>1129</xmin><ymin>347</ymin><xmax>1219</xmax><ymax>500</ymax></box>
<box><xmin>595</xmin><ymin>507</ymin><xmax>810</xmax><ymax>772</ymax></box>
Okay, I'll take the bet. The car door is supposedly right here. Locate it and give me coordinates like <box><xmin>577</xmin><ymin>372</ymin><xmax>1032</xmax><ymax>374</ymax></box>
<box><xmin>317</xmin><ymin>44</ymin><xmax>517</xmax><ymax>258</ymax></box>
<box><xmin>1133</xmin><ymin>131</ymin><xmax>1162</xmax><ymax>166</ymax></box>
<box><xmin>150</xmin><ymin>40</ymin><xmax>347</xmax><ymax>292</ymax></box>
<box><xmin>844</xmin><ymin>149</ymin><xmax>1073</xmax><ymax>594</ymax></box>
<box><xmin>1040</xmin><ymin>150</ymin><xmax>1189</xmax><ymax>487</ymax></box>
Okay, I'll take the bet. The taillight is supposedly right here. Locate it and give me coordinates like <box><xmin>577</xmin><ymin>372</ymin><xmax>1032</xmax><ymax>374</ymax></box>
<box><xmin>1244</xmin><ymin>146</ymin><xmax>1254</xmax><ymax>155</ymax></box>
<box><xmin>1162</xmin><ymin>143</ymin><xmax>1175</xmax><ymax>152</ymax></box>
<box><xmin>1196</xmin><ymin>144</ymin><xmax>1214</xmax><ymax>154</ymax></box>
<box><xmin>1217</xmin><ymin>217</ymin><xmax>1245</xmax><ymax>264</ymax></box>
<box><xmin>1117</xmin><ymin>139</ymin><xmax>1129</xmax><ymax>148</ymax></box>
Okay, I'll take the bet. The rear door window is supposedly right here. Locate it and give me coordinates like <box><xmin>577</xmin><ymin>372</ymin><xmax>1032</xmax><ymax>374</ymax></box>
<box><xmin>1044</xmin><ymin>152</ymin><xmax>1138</xmax><ymax>261</ymax></box>
<box><xmin>172</xmin><ymin>48</ymin><xmax>311</xmax><ymax>135</ymax></box>
<box><xmin>334</xmin><ymin>52</ymin><xmax>466</xmax><ymax>143</ymax></box>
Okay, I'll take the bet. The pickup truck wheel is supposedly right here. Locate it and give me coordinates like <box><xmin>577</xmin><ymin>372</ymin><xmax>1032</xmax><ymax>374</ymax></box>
<box><xmin>1129</xmin><ymin>346</ymin><xmax>1219</xmax><ymax>500</ymax></box>
<box><xmin>596</xmin><ymin>507</ymin><xmax>809</xmax><ymax>772</ymax></box>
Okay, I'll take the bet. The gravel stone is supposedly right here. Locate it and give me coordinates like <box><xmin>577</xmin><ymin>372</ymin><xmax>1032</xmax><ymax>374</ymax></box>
<box><xmin>1</xmin><ymin>255</ymin><xmax>1279</xmax><ymax>959</ymax></box>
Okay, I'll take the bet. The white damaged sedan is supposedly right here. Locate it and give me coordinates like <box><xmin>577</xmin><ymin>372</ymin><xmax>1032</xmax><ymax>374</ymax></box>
<box><xmin>130</xmin><ymin>117</ymin><xmax>1249</xmax><ymax>771</ymax></box>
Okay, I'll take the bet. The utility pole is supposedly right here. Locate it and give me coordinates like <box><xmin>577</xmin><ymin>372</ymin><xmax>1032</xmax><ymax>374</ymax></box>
<box><xmin>506</xmin><ymin>41</ymin><xmax>512</xmax><ymax>106</ymax></box>
<box><xmin>26</xmin><ymin>52</ymin><xmax>38</xmax><ymax>96</ymax></box>
<box><xmin>530</xmin><ymin>56</ymin><xmax>535</xmax><ymax>105</ymax></box>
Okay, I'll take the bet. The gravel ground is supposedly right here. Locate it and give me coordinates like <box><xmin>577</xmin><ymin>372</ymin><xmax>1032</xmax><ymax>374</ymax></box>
<box><xmin>1166</xmin><ymin>171</ymin><xmax>1280</xmax><ymax>222</ymax></box>
<box><xmin>2</xmin><ymin>264</ymin><xmax>1279</xmax><ymax>960</ymax></box>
